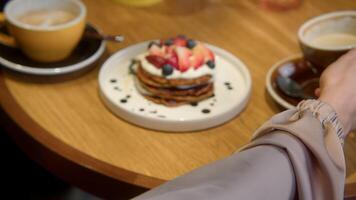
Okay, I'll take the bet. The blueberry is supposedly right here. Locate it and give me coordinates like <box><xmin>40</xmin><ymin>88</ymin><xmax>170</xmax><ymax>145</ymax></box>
<box><xmin>148</xmin><ymin>41</ymin><xmax>159</xmax><ymax>49</ymax></box>
<box><xmin>162</xmin><ymin>64</ymin><xmax>174</xmax><ymax>76</ymax></box>
<box><xmin>207</xmin><ymin>60</ymin><xmax>215</xmax><ymax>69</ymax></box>
<box><xmin>164</xmin><ymin>39</ymin><xmax>174</xmax><ymax>46</ymax></box>
<box><xmin>186</xmin><ymin>39</ymin><xmax>196</xmax><ymax>49</ymax></box>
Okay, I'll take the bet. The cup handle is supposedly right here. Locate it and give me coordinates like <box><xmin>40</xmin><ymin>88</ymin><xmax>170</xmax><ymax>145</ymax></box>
<box><xmin>0</xmin><ymin>12</ymin><xmax>4</xmax><ymax>22</ymax></box>
<box><xmin>0</xmin><ymin>12</ymin><xmax>17</xmax><ymax>48</ymax></box>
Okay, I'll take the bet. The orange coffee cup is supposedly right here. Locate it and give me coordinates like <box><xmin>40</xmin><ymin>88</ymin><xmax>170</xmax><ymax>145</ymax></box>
<box><xmin>1</xmin><ymin>0</ymin><xmax>86</xmax><ymax>62</ymax></box>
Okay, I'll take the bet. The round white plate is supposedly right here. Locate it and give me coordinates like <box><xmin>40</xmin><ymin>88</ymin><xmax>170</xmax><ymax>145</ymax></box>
<box><xmin>99</xmin><ymin>42</ymin><xmax>252</xmax><ymax>132</ymax></box>
<box><xmin>0</xmin><ymin>24</ymin><xmax>105</xmax><ymax>75</ymax></box>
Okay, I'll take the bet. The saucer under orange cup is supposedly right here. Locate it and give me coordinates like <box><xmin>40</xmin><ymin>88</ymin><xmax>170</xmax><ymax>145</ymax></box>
<box><xmin>0</xmin><ymin>24</ymin><xmax>105</xmax><ymax>75</ymax></box>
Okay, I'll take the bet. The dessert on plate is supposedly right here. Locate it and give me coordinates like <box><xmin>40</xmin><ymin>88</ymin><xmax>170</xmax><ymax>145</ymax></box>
<box><xmin>133</xmin><ymin>35</ymin><xmax>216</xmax><ymax>106</ymax></box>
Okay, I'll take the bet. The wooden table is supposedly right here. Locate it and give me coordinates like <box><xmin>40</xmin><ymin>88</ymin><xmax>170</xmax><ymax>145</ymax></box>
<box><xmin>1</xmin><ymin>0</ymin><xmax>356</xmax><ymax>199</ymax></box>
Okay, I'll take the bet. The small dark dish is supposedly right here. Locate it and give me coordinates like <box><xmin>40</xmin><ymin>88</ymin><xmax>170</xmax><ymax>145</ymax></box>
<box><xmin>266</xmin><ymin>54</ymin><xmax>321</xmax><ymax>108</ymax></box>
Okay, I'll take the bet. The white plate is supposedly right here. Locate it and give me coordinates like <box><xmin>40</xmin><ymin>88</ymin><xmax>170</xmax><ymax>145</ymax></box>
<box><xmin>0</xmin><ymin>24</ymin><xmax>106</xmax><ymax>75</ymax></box>
<box><xmin>99</xmin><ymin>42</ymin><xmax>252</xmax><ymax>132</ymax></box>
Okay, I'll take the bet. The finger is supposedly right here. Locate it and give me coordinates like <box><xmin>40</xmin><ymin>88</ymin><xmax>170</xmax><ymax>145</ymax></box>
<box><xmin>314</xmin><ymin>88</ymin><xmax>321</xmax><ymax>97</ymax></box>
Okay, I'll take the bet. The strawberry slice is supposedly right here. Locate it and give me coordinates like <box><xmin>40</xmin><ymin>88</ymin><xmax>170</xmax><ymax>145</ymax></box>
<box><xmin>205</xmin><ymin>48</ymin><xmax>215</xmax><ymax>62</ymax></box>
<box><xmin>165</xmin><ymin>51</ymin><xmax>179</xmax><ymax>69</ymax></box>
<box><xmin>149</xmin><ymin>45</ymin><xmax>165</xmax><ymax>57</ymax></box>
<box><xmin>193</xmin><ymin>43</ymin><xmax>215</xmax><ymax>62</ymax></box>
<box><xmin>146</xmin><ymin>55</ymin><xmax>166</xmax><ymax>68</ymax></box>
<box><xmin>190</xmin><ymin>53</ymin><xmax>204</xmax><ymax>69</ymax></box>
<box><xmin>173</xmin><ymin>37</ymin><xmax>187</xmax><ymax>47</ymax></box>
<box><xmin>165</xmin><ymin>45</ymin><xmax>175</xmax><ymax>55</ymax></box>
<box><xmin>175</xmin><ymin>46</ymin><xmax>192</xmax><ymax>72</ymax></box>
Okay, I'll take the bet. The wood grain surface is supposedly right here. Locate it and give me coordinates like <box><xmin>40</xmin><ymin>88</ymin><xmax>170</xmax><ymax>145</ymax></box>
<box><xmin>1</xmin><ymin>0</ymin><xmax>356</xmax><ymax>198</ymax></box>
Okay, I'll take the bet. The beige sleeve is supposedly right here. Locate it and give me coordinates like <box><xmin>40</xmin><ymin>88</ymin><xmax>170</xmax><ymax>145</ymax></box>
<box><xmin>241</xmin><ymin>106</ymin><xmax>345</xmax><ymax>200</ymax></box>
<box><xmin>134</xmin><ymin>101</ymin><xmax>345</xmax><ymax>200</ymax></box>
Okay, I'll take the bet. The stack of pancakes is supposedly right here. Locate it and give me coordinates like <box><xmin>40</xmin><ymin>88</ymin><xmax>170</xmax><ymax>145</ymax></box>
<box><xmin>135</xmin><ymin>64</ymin><xmax>214</xmax><ymax>106</ymax></box>
<box><xmin>133</xmin><ymin>35</ymin><xmax>215</xmax><ymax>107</ymax></box>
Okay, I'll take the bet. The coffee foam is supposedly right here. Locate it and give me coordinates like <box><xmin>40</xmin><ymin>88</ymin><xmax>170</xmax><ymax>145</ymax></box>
<box><xmin>310</xmin><ymin>32</ymin><xmax>356</xmax><ymax>48</ymax></box>
<box><xmin>17</xmin><ymin>9</ymin><xmax>76</xmax><ymax>27</ymax></box>
<box><xmin>5</xmin><ymin>0</ymin><xmax>85</xmax><ymax>31</ymax></box>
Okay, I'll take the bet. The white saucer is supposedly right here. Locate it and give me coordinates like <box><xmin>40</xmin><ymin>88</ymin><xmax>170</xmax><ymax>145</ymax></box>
<box><xmin>0</xmin><ymin>24</ymin><xmax>106</xmax><ymax>75</ymax></box>
<box><xmin>99</xmin><ymin>41</ymin><xmax>252</xmax><ymax>132</ymax></box>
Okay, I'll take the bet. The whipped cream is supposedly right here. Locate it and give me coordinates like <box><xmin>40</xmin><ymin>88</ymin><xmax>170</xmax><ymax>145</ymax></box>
<box><xmin>136</xmin><ymin>53</ymin><xmax>215</xmax><ymax>79</ymax></box>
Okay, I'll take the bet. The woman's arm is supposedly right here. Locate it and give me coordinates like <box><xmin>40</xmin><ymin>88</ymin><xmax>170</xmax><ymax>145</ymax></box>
<box><xmin>317</xmin><ymin>48</ymin><xmax>356</xmax><ymax>133</ymax></box>
<box><xmin>134</xmin><ymin>144</ymin><xmax>295</xmax><ymax>200</ymax></box>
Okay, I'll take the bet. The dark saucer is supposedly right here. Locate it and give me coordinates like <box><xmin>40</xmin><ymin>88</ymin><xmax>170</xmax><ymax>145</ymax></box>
<box><xmin>0</xmin><ymin>24</ymin><xmax>105</xmax><ymax>75</ymax></box>
<box><xmin>266</xmin><ymin>54</ymin><xmax>321</xmax><ymax>109</ymax></box>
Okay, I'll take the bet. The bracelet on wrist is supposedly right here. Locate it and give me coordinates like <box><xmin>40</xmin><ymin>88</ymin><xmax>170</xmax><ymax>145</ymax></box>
<box><xmin>296</xmin><ymin>99</ymin><xmax>345</xmax><ymax>145</ymax></box>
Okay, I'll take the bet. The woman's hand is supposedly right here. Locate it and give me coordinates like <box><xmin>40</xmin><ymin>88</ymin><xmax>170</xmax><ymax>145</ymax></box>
<box><xmin>317</xmin><ymin>49</ymin><xmax>356</xmax><ymax>135</ymax></box>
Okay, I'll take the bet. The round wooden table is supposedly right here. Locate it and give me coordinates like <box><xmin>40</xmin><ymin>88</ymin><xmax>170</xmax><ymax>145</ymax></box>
<box><xmin>1</xmin><ymin>0</ymin><xmax>356</xmax><ymax>199</ymax></box>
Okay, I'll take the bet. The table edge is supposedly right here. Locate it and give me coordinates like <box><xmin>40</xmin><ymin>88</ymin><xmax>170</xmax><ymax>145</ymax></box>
<box><xmin>0</xmin><ymin>70</ymin><xmax>165</xmax><ymax>189</ymax></box>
